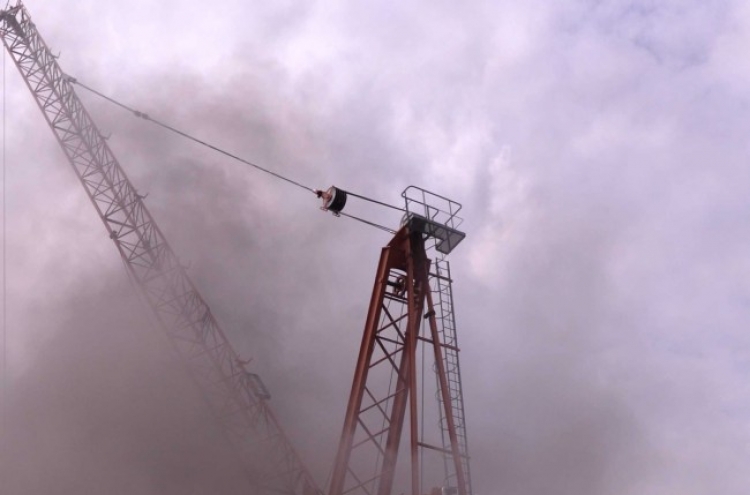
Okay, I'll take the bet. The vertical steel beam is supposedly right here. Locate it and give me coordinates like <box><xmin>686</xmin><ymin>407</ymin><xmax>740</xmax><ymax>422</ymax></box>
<box><xmin>329</xmin><ymin>245</ymin><xmax>394</xmax><ymax>495</ymax></box>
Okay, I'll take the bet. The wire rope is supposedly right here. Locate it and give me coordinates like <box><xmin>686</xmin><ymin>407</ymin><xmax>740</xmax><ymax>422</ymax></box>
<box><xmin>338</xmin><ymin>212</ymin><xmax>396</xmax><ymax>235</ymax></box>
<box><xmin>346</xmin><ymin>190</ymin><xmax>405</xmax><ymax>213</ymax></box>
<box><xmin>68</xmin><ymin>77</ymin><xmax>318</xmax><ymax>196</ymax></box>
<box><xmin>69</xmin><ymin>76</ymin><xmax>407</xmax><ymax>234</ymax></box>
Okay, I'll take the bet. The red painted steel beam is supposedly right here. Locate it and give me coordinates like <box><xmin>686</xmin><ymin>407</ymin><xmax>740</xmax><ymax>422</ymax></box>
<box><xmin>329</xmin><ymin>225</ymin><xmax>466</xmax><ymax>495</ymax></box>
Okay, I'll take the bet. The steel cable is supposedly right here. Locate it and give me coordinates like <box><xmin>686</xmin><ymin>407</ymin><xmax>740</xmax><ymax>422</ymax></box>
<box><xmin>69</xmin><ymin>77</ymin><xmax>318</xmax><ymax>195</ymax></box>
<box><xmin>69</xmin><ymin>76</ymin><xmax>406</xmax><ymax>233</ymax></box>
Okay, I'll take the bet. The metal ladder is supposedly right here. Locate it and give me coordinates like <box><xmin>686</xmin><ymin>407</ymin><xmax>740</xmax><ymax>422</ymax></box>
<box><xmin>431</xmin><ymin>260</ymin><xmax>472</xmax><ymax>495</ymax></box>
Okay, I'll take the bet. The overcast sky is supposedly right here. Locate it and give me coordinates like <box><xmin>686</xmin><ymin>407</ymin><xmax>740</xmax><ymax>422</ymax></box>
<box><xmin>2</xmin><ymin>1</ymin><xmax>750</xmax><ymax>494</ymax></box>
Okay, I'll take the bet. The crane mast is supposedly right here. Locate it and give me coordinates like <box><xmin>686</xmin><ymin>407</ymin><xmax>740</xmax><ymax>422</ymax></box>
<box><xmin>0</xmin><ymin>3</ymin><xmax>318</xmax><ymax>494</ymax></box>
<box><xmin>328</xmin><ymin>187</ymin><xmax>472</xmax><ymax>495</ymax></box>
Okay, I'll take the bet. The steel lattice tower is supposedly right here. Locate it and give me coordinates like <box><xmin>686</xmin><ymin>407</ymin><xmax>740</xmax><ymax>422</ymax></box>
<box><xmin>0</xmin><ymin>3</ymin><xmax>319</xmax><ymax>494</ymax></box>
<box><xmin>329</xmin><ymin>187</ymin><xmax>471</xmax><ymax>495</ymax></box>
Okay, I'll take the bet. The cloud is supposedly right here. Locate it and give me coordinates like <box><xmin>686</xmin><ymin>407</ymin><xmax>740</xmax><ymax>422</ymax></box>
<box><xmin>2</xmin><ymin>1</ymin><xmax>750</xmax><ymax>494</ymax></box>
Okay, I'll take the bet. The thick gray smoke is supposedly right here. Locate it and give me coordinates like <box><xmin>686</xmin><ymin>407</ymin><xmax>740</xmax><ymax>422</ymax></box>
<box><xmin>0</xmin><ymin>280</ymin><xmax>251</xmax><ymax>494</ymax></box>
<box><xmin>1</xmin><ymin>54</ymin><xmax>384</xmax><ymax>492</ymax></box>
<box><xmin>3</xmin><ymin>1</ymin><xmax>750</xmax><ymax>495</ymax></box>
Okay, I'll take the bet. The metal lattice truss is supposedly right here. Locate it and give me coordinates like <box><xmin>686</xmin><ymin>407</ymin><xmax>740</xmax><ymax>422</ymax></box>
<box><xmin>432</xmin><ymin>261</ymin><xmax>472</xmax><ymax>495</ymax></box>
<box><xmin>0</xmin><ymin>4</ymin><xmax>317</xmax><ymax>494</ymax></box>
<box><xmin>329</xmin><ymin>226</ymin><xmax>468</xmax><ymax>495</ymax></box>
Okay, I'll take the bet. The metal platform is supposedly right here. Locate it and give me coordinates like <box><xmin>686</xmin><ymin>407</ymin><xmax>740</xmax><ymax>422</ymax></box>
<box><xmin>401</xmin><ymin>186</ymin><xmax>466</xmax><ymax>255</ymax></box>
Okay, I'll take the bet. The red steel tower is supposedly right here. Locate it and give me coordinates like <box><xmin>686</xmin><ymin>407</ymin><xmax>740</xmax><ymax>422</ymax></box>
<box><xmin>328</xmin><ymin>187</ymin><xmax>472</xmax><ymax>495</ymax></box>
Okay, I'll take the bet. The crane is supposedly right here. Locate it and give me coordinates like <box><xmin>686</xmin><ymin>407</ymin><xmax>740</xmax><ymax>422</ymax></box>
<box><xmin>322</xmin><ymin>187</ymin><xmax>472</xmax><ymax>495</ymax></box>
<box><xmin>0</xmin><ymin>4</ymin><xmax>317</xmax><ymax>495</ymax></box>
<box><xmin>0</xmin><ymin>3</ymin><xmax>474</xmax><ymax>495</ymax></box>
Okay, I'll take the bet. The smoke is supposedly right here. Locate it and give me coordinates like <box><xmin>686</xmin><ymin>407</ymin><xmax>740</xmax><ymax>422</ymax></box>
<box><xmin>3</xmin><ymin>1</ymin><xmax>750</xmax><ymax>495</ymax></box>
<box><xmin>0</xmin><ymin>276</ymin><xmax>252</xmax><ymax>494</ymax></box>
<box><xmin>0</xmin><ymin>62</ymin><xmax>354</xmax><ymax>489</ymax></box>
